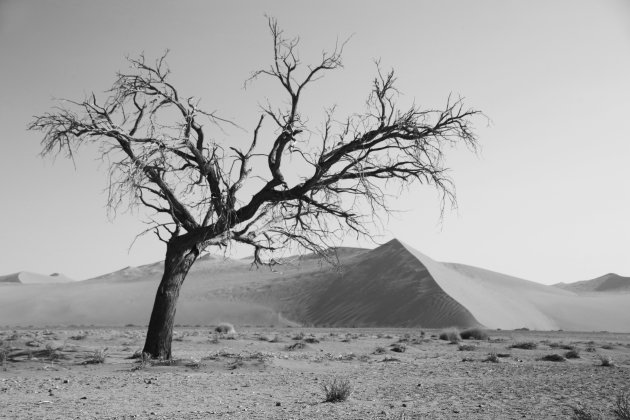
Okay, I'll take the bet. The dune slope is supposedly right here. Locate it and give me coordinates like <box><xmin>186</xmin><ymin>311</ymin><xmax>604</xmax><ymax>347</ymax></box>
<box><xmin>400</xmin><ymin>241</ymin><xmax>630</xmax><ymax>332</ymax></box>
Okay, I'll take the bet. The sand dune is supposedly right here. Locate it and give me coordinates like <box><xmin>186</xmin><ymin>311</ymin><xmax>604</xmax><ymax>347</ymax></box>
<box><xmin>554</xmin><ymin>273</ymin><xmax>630</xmax><ymax>293</ymax></box>
<box><xmin>0</xmin><ymin>240</ymin><xmax>628</xmax><ymax>331</ymax></box>
<box><xmin>399</xmin><ymin>241</ymin><xmax>630</xmax><ymax>332</ymax></box>
<box><xmin>0</xmin><ymin>271</ymin><xmax>74</xmax><ymax>284</ymax></box>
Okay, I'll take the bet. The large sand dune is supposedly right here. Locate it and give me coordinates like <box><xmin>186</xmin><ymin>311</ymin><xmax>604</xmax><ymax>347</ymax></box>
<box><xmin>0</xmin><ymin>239</ymin><xmax>628</xmax><ymax>331</ymax></box>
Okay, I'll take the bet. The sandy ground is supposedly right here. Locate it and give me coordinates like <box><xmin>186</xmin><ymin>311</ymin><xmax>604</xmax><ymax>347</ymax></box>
<box><xmin>1</xmin><ymin>327</ymin><xmax>629</xmax><ymax>419</ymax></box>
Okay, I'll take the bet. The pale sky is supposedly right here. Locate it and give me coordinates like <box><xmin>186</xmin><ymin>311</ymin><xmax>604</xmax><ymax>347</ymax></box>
<box><xmin>1</xmin><ymin>0</ymin><xmax>629</xmax><ymax>284</ymax></box>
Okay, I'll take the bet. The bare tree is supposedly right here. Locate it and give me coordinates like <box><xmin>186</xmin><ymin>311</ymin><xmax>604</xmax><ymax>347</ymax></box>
<box><xmin>29</xmin><ymin>18</ymin><xmax>480</xmax><ymax>359</ymax></box>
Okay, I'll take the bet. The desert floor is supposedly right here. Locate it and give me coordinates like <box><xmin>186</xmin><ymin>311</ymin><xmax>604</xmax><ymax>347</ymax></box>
<box><xmin>1</xmin><ymin>327</ymin><xmax>629</xmax><ymax>419</ymax></box>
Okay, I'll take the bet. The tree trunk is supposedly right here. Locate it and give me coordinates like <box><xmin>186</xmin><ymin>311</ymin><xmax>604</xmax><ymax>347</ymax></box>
<box><xmin>142</xmin><ymin>240</ymin><xmax>199</xmax><ymax>359</ymax></box>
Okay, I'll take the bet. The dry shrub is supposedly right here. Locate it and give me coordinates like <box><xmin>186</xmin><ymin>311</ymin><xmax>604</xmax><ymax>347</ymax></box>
<box><xmin>571</xmin><ymin>405</ymin><xmax>603</xmax><ymax>420</ymax></box>
<box><xmin>373</xmin><ymin>346</ymin><xmax>387</xmax><ymax>355</ymax></box>
<box><xmin>214</xmin><ymin>323</ymin><xmax>235</xmax><ymax>334</ymax></box>
<box><xmin>540</xmin><ymin>353</ymin><xmax>566</xmax><ymax>362</ymax></box>
<box><xmin>322</xmin><ymin>377</ymin><xmax>352</xmax><ymax>403</ymax></box>
<box><xmin>565</xmin><ymin>349</ymin><xmax>581</xmax><ymax>359</ymax></box>
<box><xmin>82</xmin><ymin>348</ymin><xmax>107</xmax><ymax>365</ymax></box>
<box><xmin>460</xmin><ymin>327</ymin><xmax>489</xmax><ymax>340</ymax></box>
<box><xmin>483</xmin><ymin>352</ymin><xmax>500</xmax><ymax>363</ymax></box>
<box><xmin>390</xmin><ymin>343</ymin><xmax>406</xmax><ymax>353</ymax></box>
<box><xmin>549</xmin><ymin>342</ymin><xmax>575</xmax><ymax>350</ymax></box>
<box><xmin>614</xmin><ymin>393</ymin><xmax>630</xmax><ymax>420</ymax></box>
<box><xmin>285</xmin><ymin>342</ymin><xmax>306</xmax><ymax>351</ymax></box>
<box><xmin>439</xmin><ymin>329</ymin><xmax>461</xmax><ymax>343</ymax></box>
<box><xmin>304</xmin><ymin>336</ymin><xmax>320</xmax><ymax>344</ymax></box>
<box><xmin>509</xmin><ymin>341</ymin><xmax>538</xmax><ymax>350</ymax></box>
<box><xmin>599</xmin><ymin>354</ymin><xmax>614</xmax><ymax>367</ymax></box>
<box><xmin>458</xmin><ymin>344</ymin><xmax>477</xmax><ymax>351</ymax></box>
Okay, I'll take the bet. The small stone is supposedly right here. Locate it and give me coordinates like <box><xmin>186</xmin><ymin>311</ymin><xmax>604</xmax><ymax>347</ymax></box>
<box><xmin>275</xmin><ymin>402</ymin><xmax>281</xmax><ymax>406</ymax></box>
<box><xmin>402</xmin><ymin>403</ymin><xmax>407</xmax><ymax>407</ymax></box>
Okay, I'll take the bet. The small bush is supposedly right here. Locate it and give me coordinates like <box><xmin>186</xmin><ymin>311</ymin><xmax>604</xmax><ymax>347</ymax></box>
<box><xmin>439</xmin><ymin>329</ymin><xmax>461</xmax><ymax>343</ymax></box>
<box><xmin>304</xmin><ymin>336</ymin><xmax>320</xmax><ymax>344</ymax></box>
<box><xmin>285</xmin><ymin>342</ymin><xmax>306</xmax><ymax>351</ymax></box>
<box><xmin>540</xmin><ymin>353</ymin><xmax>566</xmax><ymax>362</ymax></box>
<box><xmin>82</xmin><ymin>348</ymin><xmax>107</xmax><ymax>365</ymax></box>
<box><xmin>565</xmin><ymin>349</ymin><xmax>581</xmax><ymax>359</ymax></box>
<box><xmin>0</xmin><ymin>346</ymin><xmax>8</xmax><ymax>366</ymax></box>
<box><xmin>571</xmin><ymin>405</ymin><xmax>603</xmax><ymax>420</ymax></box>
<box><xmin>458</xmin><ymin>344</ymin><xmax>477</xmax><ymax>351</ymax></box>
<box><xmin>292</xmin><ymin>332</ymin><xmax>305</xmax><ymax>341</ymax></box>
<box><xmin>373</xmin><ymin>346</ymin><xmax>386</xmax><ymax>355</ymax></box>
<box><xmin>214</xmin><ymin>323</ymin><xmax>235</xmax><ymax>334</ymax></box>
<box><xmin>390</xmin><ymin>343</ymin><xmax>406</xmax><ymax>353</ymax></box>
<box><xmin>599</xmin><ymin>354</ymin><xmax>614</xmax><ymax>367</ymax></box>
<box><xmin>322</xmin><ymin>377</ymin><xmax>352</xmax><ymax>403</ymax></box>
<box><xmin>69</xmin><ymin>332</ymin><xmax>88</xmax><ymax>341</ymax></box>
<box><xmin>614</xmin><ymin>393</ymin><xmax>630</xmax><ymax>420</ymax></box>
<box><xmin>509</xmin><ymin>341</ymin><xmax>538</xmax><ymax>350</ymax></box>
<box><xmin>549</xmin><ymin>342</ymin><xmax>575</xmax><ymax>350</ymax></box>
<box><xmin>460</xmin><ymin>327</ymin><xmax>489</xmax><ymax>340</ymax></box>
<box><xmin>483</xmin><ymin>352</ymin><xmax>500</xmax><ymax>363</ymax></box>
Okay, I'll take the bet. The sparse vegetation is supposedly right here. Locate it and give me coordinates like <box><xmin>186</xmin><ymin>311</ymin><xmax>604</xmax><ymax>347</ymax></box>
<box><xmin>565</xmin><ymin>349</ymin><xmax>581</xmax><ymax>359</ymax></box>
<box><xmin>599</xmin><ymin>354</ymin><xmax>614</xmax><ymax>367</ymax></box>
<box><xmin>439</xmin><ymin>329</ymin><xmax>461</xmax><ymax>343</ymax></box>
<box><xmin>614</xmin><ymin>393</ymin><xmax>630</xmax><ymax>420</ymax></box>
<box><xmin>373</xmin><ymin>346</ymin><xmax>387</xmax><ymax>355</ymax></box>
<box><xmin>69</xmin><ymin>332</ymin><xmax>88</xmax><ymax>340</ymax></box>
<box><xmin>322</xmin><ymin>377</ymin><xmax>352</xmax><ymax>403</ymax></box>
<box><xmin>214</xmin><ymin>323</ymin><xmax>236</xmax><ymax>334</ymax></box>
<box><xmin>285</xmin><ymin>342</ymin><xmax>306</xmax><ymax>351</ymax></box>
<box><xmin>483</xmin><ymin>352</ymin><xmax>500</xmax><ymax>363</ymax></box>
<box><xmin>548</xmin><ymin>342</ymin><xmax>575</xmax><ymax>350</ymax></box>
<box><xmin>540</xmin><ymin>353</ymin><xmax>566</xmax><ymax>362</ymax></box>
<box><xmin>458</xmin><ymin>344</ymin><xmax>477</xmax><ymax>351</ymax></box>
<box><xmin>460</xmin><ymin>327</ymin><xmax>489</xmax><ymax>340</ymax></box>
<box><xmin>509</xmin><ymin>341</ymin><xmax>538</xmax><ymax>350</ymax></box>
<box><xmin>571</xmin><ymin>405</ymin><xmax>603</xmax><ymax>420</ymax></box>
<box><xmin>304</xmin><ymin>336</ymin><xmax>319</xmax><ymax>344</ymax></box>
<box><xmin>82</xmin><ymin>348</ymin><xmax>107</xmax><ymax>365</ymax></box>
<box><xmin>390</xmin><ymin>343</ymin><xmax>406</xmax><ymax>353</ymax></box>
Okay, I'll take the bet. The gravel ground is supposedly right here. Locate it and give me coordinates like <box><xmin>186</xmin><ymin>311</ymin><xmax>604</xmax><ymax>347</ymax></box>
<box><xmin>1</xmin><ymin>327</ymin><xmax>629</xmax><ymax>419</ymax></box>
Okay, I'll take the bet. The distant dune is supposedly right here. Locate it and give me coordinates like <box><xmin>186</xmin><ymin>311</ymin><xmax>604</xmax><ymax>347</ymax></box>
<box><xmin>554</xmin><ymin>273</ymin><xmax>630</xmax><ymax>294</ymax></box>
<box><xmin>0</xmin><ymin>240</ymin><xmax>628</xmax><ymax>331</ymax></box>
<box><xmin>0</xmin><ymin>271</ymin><xmax>74</xmax><ymax>284</ymax></box>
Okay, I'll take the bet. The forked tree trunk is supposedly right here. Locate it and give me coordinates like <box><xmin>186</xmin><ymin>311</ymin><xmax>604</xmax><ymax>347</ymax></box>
<box><xmin>142</xmin><ymin>240</ymin><xmax>199</xmax><ymax>359</ymax></box>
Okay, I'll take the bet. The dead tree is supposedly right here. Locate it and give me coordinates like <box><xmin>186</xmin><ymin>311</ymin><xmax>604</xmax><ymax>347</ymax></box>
<box><xmin>30</xmin><ymin>18</ymin><xmax>480</xmax><ymax>359</ymax></box>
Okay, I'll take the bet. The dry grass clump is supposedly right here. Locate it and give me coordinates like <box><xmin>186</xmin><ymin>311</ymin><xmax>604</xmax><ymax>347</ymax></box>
<box><xmin>460</xmin><ymin>327</ymin><xmax>489</xmax><ymax>340</ymax></box>
<box><xmin>214</xmin><ymin>323</ymin><xmax>236</xmax><ymax>334</ymax></box>
<box><xmin>548</xmin><ymin>342</ymin><xmax>575</xmax><ymax>350</ymax></box>
<box><xmin>0</xmin><ymin>344</ymin><xmax>8</xmax><ymax>367</ymax></box>
<box><xmin>285</xmin><ymin>342</ymin><xmax>306</xmax><ymax>351</ymax></box>
<box><xmin>439</xmin><ymin>329</ymin><xmax>461</xmax><ymax>343</ymax></box>
<box><xmin>599</xmin><ymin>354</ymin><xmax>614</xmax><ymax>367</ymax></box>
<box><xmin>390</xmin><ymin>343</ymin><xmax>406</xmax><ymax>353</ymax></box>
<box><xmin>614</xmin><ymin>393</ymin><xmax>630</xmax><ymax>420</ymax></box>
<box><xmin>483</xmin><ymin>352</ymin><xmax>500</xmax><ymax>363</ymax></box>
<box><xmin>373</xmin><ymin>346</ymin><xmax>387</xmax><ymax>355</ymax></box>
<box><xmin>82</xmin><ymin>348</ymin><xmax>107</xmax><ymax>365</ymax></box>
<box><xmin>303</xmin><ymin>336</ymin><xmax>320</xmax><ymax>344</ymax></box>
<box><xmin>571</xmin><ymin>405</ymin><xmax>603</xmax><ymax>420</ymax></box>
<box><xmin>565</xmin><ymin>349</ymin><xmax>581</xmax><ymax>359</ymax></box>
<box><xmin>540</xmin><ymin>353</ymin><xmax>566</xmax><ymax>362</ymax></box>
<box><xmin>322</xmin><ymin>377</ymin><xmax>352</xmax><ymax>403</ymax></box>
<box><xmin>69</xmin><ymin>332</ymin><xmax>88</xmax><ymax>340</ymax></box>
<box><xmin>458</xmin><ymin>344</ymin><xmax>477</xmax><ymax>351</ymax></box>
<box><xmin>509</xmin><ymin>341</ymin><xmax>538</xmax><ymax>350</ymax></box>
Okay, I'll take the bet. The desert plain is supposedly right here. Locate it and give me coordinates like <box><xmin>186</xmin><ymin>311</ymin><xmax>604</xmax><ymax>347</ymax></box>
<box><xmin>1</xmin><ymin>326</ymin><xmax>630</xmax><ymax>419</ymax></box>
<box><xmin>1</xmin><ymin>240</ymin><xmax>630</xmax><ymax>419</ymax></box>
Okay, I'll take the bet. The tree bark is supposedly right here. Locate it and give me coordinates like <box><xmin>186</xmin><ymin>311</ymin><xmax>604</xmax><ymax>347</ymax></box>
<box><xmin>142</xmin><ymin>240</ymin><xmax>199</xmax><ymax>359</ymax></box>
